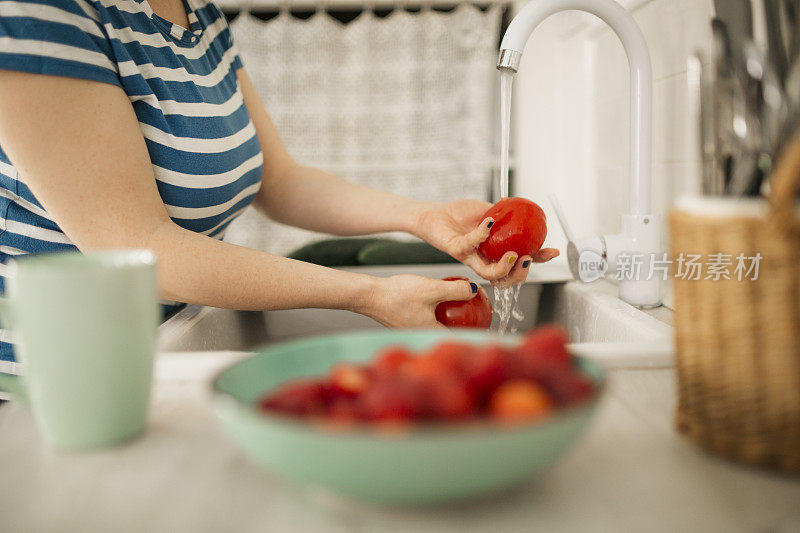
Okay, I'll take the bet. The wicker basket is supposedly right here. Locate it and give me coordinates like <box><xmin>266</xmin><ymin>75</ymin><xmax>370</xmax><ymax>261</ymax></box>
<box><xmin>670</xmin><ymin>132</ymin><xmax>800</xmax><ymax>473</ymax></box>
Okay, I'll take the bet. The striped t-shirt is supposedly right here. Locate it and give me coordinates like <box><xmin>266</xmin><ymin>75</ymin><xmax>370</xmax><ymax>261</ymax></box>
<box><xmin>0</xmin><ymin>0</ymin><xmax>264</xmax><ymax>373</ymax></box>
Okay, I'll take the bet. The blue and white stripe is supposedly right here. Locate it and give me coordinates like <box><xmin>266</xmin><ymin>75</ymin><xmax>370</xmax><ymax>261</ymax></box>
<box><xmin>0</xmin><ymin>0</ymin><xmax>264</xmax><ymax>368</ymax></box>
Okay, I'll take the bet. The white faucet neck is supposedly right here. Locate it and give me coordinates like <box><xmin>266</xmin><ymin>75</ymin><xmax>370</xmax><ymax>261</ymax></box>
<box><xmin>500</xmin><ymin>0</ymin><xmax>653</xmax><ymax>216</ymax></box>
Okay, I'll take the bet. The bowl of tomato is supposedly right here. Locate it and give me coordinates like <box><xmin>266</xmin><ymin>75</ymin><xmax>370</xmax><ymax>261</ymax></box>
<box><xmin>211</xmin><ymin>328</ymin><xmax>604</xmax><ymax>505</ymax></box>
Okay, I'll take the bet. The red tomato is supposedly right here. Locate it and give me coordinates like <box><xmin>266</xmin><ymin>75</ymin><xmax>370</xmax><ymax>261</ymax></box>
<box><xmin>477</xmin><ymin>197</ymin><xmax>547</xmax><ymax>263</ymax></box>
<box><xmin>359</xmin><ymin>379</ymin><xmax>424</xmax><ymax>421</ymax></box>
<box><xmin>544</xmin><ymin>370</ymin><xmax>596</xmax><ymax>406</ymax></box>
<box><xmin>519</xmin><ymin>325</ymin><xmax>571</xmax><ymax>367</ymax></box>
<box><xmin>489</xmin><ymin>379</ymin><xmax>553</xmax><ymax>422</ymax></box>
<box><xmin>327</xmin><ymin>398</ymin><xmax>361</xmax><ymax>423</ymax></box>
<box><xmin>328</xmin><ymin>363</ymin><xmax>370</xmax><ymax>398</ymax></box>
<box><xmin>258</xmin><ymin>380</ymin><xmax>328</xmax><ymax>416</ymax></box>
<box><xmin>402</xmin><ymin>342</ymin><xmax>471</xmax><ymax>383</ymax></box>
<box><xmin>402</xmin><ymin>355</ymin><xmax>451</xmax><ymax>382</ymax></box>
<box><xmin>370</xmin><ymin>346</ymin><xmax>412</xmax><ymax>376</ymax></box>
<box><xmin>463</xmin><ymin>345</ymin><xmax>520</xmax><ymax>401</ymax></box>
<box><xmin>423</xmin><ymin>341</ymin><xmax>473</xmax><ymax>373</ymax></box>
<box><xmin>434</xmin><ymin>276</ymin><xmax>493</xmax><ymax>329</ymax></box>
<box><xmin>426</xmin><ymin>378</ymin><xmax>475</xmax><ymax>419</ymax></box>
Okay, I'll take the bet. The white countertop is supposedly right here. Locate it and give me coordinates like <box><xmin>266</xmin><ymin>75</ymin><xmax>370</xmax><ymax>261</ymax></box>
<box><xmin>1</xmin><ymin>351</ymin><xmax>798</xmax><ymax>533</ymax></box>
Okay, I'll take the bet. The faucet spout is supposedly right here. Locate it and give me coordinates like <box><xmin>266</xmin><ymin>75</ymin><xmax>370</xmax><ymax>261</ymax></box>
<box><xmin>498</xmin><ymin>0</ymin><xmax>652</xmax><ymax>216</ymax></box>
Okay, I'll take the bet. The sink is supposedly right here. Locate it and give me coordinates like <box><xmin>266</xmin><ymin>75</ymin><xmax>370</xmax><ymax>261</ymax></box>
<box><xmin>157</xmin><ymin>264</ymin><xmax>674</xmax><ymax>368</ymax></box>
<box><xmin>553</xmin><ymin>281</ymin><xmax>672</xmax><ymax>344</ymax></box>
<box><xmin>157</xmin><ymin>282</ymin><xmax>545</xmax><ymax>352</ymax></box>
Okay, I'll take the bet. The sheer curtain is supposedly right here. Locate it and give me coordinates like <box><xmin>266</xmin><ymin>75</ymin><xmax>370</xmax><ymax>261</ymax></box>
<box><xmin>224</xmin><ymin>5</ymin><xmax>502</xmax><ymax>255</ymax></box>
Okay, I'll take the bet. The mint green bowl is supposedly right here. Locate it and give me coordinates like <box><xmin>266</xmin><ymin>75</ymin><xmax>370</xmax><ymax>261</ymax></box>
<box><xmin>211</xmin><ymin>330</ymin><xmax>604</xmax><ymax>505</ymax></box>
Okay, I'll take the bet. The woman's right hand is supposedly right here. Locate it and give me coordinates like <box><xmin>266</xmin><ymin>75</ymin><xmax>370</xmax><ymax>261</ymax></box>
<box><xmin>360</xmin><ymin>275</ymin><xmax>478</xmax><ymax>329</ymax></box>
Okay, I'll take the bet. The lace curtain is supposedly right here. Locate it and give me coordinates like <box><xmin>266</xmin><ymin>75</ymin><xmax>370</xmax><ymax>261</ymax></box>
<box><xmin>224</xmin><ymin>5</ymin><xmax>502</xmax><ymax>255</ymax></box>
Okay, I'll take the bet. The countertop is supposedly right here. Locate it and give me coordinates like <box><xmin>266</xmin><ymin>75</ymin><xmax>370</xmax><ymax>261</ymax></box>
<box><xmin>1</xmin><ymin>351</ymin><xmax>798</xmax><ymax>533</ymax></box>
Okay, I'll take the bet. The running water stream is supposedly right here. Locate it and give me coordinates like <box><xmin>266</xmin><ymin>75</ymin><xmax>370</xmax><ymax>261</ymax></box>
<box><xmin>499</xmin><ymin>70</ymin><xmax>513</xmax><ymax>199</ymax></box>
<box><xmin>493</xmin><ymin>282</ymin><xmax>525</xmax><ymax>335</ymax></box>
<box><xmin>492</xmin><ymin>70</ymin><xmax>523</xmax><ymax>335</ymax></box>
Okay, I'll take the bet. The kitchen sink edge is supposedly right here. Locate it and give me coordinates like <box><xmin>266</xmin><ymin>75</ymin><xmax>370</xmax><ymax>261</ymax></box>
<box><xmin>157</xmin><ymin>263</ymin><xmax>674</xmax><ymax>368</ymax></box>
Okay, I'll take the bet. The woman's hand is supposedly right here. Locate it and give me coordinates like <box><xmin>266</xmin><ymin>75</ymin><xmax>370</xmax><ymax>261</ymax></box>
<box><xmin>361</xmin><ymin>275</ymin><xmax>477</xmax><ymax>329</ymax></box>
<box><xmin>413</xmin><ymin>199</ymin><xmax>560</xmax><ymax>285</ymax></box>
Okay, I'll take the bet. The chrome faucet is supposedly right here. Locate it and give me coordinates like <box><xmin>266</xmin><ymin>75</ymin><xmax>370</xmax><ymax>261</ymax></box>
<box><xmin>498</xmin><ymin>0</ymin><xmax>662</xmax><ymax>308</ymax></box>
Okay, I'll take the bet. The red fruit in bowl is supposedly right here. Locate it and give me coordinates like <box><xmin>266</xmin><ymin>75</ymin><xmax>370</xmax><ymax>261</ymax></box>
<box><xmin>519</xmin><ymin>353</ymin><xmax>561</xmax><ymax>386</ymax></box>
<box><xmin>328</xmin><ymin>398</ymin><xmax>361</xmax><ymax>423</ymax></box>
<box><xmin>424</xmin><ymin>341</ymin><xmax>473</xmax><ymax>373</ymax></box>
<box><xmin>489</xmin><ymin>379</ymin><xmax>553</xmax><ymax>422</ymax></box>
<box><xmin>426</xmin><ymin>378</ymin><xmax>475</xmax><ymax>419</ymax></box>
<box><xmin>519</xmin><ymin>325</ymin><xmax>571</xmax><ymax>367</ymax></box>
<box><xmin>258</xmin><ymin>380</ymin><xmax>328</xmax><ymax>416</ymax></box>
<box><xmin>359</xmin><ymin>379</ymin><xmax>424</xmax><ymax>421</ymax></box>
<box><xmin>328</xmin><ymin>363</ymin><xmax>370</xmax><ymax>398</ymax></box>
<box><xmin>403</xmin><ymin>355</ymin><xmax>449</xmax><ymax>383</ymax></box>
<box><xmin>545</xmin><ymin>371</ymin><xmax>596</xmax><ymax>406</ymax></box>
<box><xmin>370</xmin><ymin>346</ymin><xmax>412</xmax><ymax>376</ymax></box>
<box><xmin>402</xmin><ymin>342</ymin><xmax>471</xmax><ymax>383</ymax></box>
<box><xmin>435</xmin><ymin>277</ymin><xmax>493</xmax><ymax>329</ymax></box>
<box><xmin>477</xmin><ymin>197</ymin><xmax>547</xmax><ymax>263</ymax></box>
<box><xmin>464</xmin><ymin>345</ymin><xmax>521</xmax><ymax>401</ymax></box>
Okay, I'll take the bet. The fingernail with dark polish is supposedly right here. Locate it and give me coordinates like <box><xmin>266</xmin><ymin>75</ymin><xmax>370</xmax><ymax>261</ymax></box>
<box><xmin>522</xmin><ymin>260</ymin><xmax>531</xmax><ymax>268</ymax></box>
<box><xmin>470</xmin><ymin>282</ymin><xmax>478</xmax><ymax>294</ymax></box>
<box><xmin>486</xmin><ymin>220</ymin><xmax>494</xmax><ymax>228</ymax></box>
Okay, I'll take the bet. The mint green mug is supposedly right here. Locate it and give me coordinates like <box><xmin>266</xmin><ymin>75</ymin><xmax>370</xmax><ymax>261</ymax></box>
<box><xmin>0</xmin><ymin>250</ymin><xmax>159</xmax><ymax>449</ymax></box>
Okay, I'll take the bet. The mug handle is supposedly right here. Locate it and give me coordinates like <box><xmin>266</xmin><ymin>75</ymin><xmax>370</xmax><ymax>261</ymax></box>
<box><xmin>0</xmin><ymin>296</ymin><xmax>26</xmax><ymax>400</ymax></box>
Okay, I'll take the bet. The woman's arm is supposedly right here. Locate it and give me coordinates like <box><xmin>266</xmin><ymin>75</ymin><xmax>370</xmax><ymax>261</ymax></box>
<box><xmin>239</xmin><ymin>70</ymin><xmax>559</xmax><ymax>284</ymax></box>
<box><xmin>0</xmin><ymin>70</ymin><xmax>475</xmax><ymax>327</ymax></box>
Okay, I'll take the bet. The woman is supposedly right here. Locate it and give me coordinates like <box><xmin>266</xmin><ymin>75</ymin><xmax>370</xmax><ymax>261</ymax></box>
<box><xmin>0</xmin><ymin>0</ymin><xmax>558</xmax><ymax>365</ymax></box>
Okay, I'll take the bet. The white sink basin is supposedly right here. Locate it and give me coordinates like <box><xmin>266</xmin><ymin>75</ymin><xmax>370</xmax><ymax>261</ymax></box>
<box><xmin>554</xmin><ymin>280</ymin><xmax>672</xmax><ymax>344</ymax></box>
<box><xmin>554</xmin><ymin>280</ymin><xmax>674</xmax><ymax>367</ymax></box>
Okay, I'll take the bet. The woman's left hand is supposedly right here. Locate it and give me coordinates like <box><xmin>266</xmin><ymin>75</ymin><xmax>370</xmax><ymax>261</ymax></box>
<box><xmin>413</xmin><ymin>199</ymin><xmax>560</xmax><ymax>285</ymax></box>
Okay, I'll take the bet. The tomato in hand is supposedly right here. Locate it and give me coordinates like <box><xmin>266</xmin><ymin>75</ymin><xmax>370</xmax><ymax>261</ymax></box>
<box><xmin>434</xmin><ymin>276</ymin><xmax>493</xmax><ymax>329</ymax></box>
<box><xmin>477</xmin><ymin>197</ymin><xmax>547</xmax><ymax>263</ymax></box>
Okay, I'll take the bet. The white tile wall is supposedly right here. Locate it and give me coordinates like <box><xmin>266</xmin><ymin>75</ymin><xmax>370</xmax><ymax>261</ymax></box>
<box><xmin>511</xmin><ymin>0</ymin><xmax>714</xmax><ymax>250</ymax></box>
